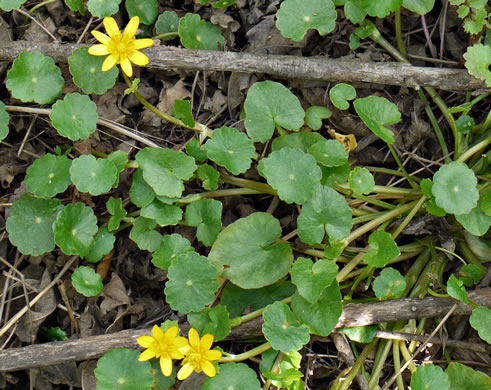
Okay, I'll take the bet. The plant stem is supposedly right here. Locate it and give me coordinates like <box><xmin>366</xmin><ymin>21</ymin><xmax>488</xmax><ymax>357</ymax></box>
<box><xmin>391</xmin><ymin>195</ymin><xmax>426</xmax><ymax>239</ymax></box>
<box><xmin>178</xmin><ymin>188</ymin><xmax>264</xmax><ymax>204</ymax></box>
<box><xmin>336</xmin><ymin>183</ymin><xmax>420</xmax><ymax>197</ymax></box>
<box><xmin>456</xmin><ymin>133</ymin><xmax>491</xmax><ymax>163</ymax></box>
<box><xmin>219</xmin><ymin>173</ymin><xmax>277</xmax><ymax>195</ymax></box>
<box><xmin>152</xmin><ymin>32</ymin><xmax>179</xmax><ymax>40</ymax></box>
<box><xmin>394</xmin><ymin>9</ymin><xmax>407</xmax><ymax>58</ymax></box>
<box><xmin>29</xmin><ymin>0</ymin><xmax>58</xmax><ymax>14</ymax></box>
<box><xmin>338</xmin><ymin>338</ymin><xmax>378</xmax><ymax>390</ymax></box>
<box><xmin>388</xmin><ymin>144</ymin><xmax>417</xmax><ymax>189</ymax></box>
<box><xmin>219</xmin><ymin>342</ymin><xmax>272</xmax><ymax>363</ymax></box>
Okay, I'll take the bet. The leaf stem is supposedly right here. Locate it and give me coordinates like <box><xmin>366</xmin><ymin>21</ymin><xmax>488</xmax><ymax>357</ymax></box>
<box><xmin>152</xmin><ymin>32</ymin><xmax>179</xmax><ymax>40</ymax></box>
<box><xmin>177</xmin><ymin>188</ymin><xmax>265</xmax><ymax>204</ymax></box>
<box><xmin>337</xmin><ymin>338</ymin><xmax>378</xmax><ymax>390</ymax></box>
<box><xmin>456</xmin><ymin>132</ymin><xmax>491</xmax><ymax>163</ymax></box>
<box><xmin>388</xmin><ymin>144</ymin><xmax>417</xmax><ymax>189</ymax></box>
<box><xmin>219</xmin><ymin>342</ymin><xmax>272</xmax><ymax>363</ymax></box>
<box><xmin>390</xmin><ymin>195</ymin><xmax>426</xmax><ymax>240</ymax></box>
<box><xmin>394</xmin><ymin>9</ymin><xmax>406</xmax><ymax>58</ymax></box>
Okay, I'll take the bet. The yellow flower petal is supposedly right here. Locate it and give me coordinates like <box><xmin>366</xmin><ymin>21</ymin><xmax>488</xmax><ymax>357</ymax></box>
<box><xmin>201</xmin><ymin>360</ymin><xmax>217</xmax><ymax>377</ymax></box>
<box><xmin>91</xmin><ymin>30</ymin><xmax>111</xmax><ymax>45</ymax></box>
<box><xmin>102</xmin><ymin>54</ymin><xmax>118</xmax><ymax>71</ymax></box>
<box><xmin>103</xmin><ymin>17</ymin><xmax>121</xmax><ymax>39</ymax></box>
<box><xmin>137</xmin><ymin>335</ymin><xmax>155</xmax><ymax>348</ymax></box>
<box><xmin>177</xmin><ymin>362</ymin><xmax>195</xmax><ymax>381</ymax></box>
<box><xmin>88</xmin><ymin>44</ymin><xmax>110</xmax><ymax>56</ymax></box>
<box><xmin>160</xmin><ymin>355</ymin><xmax>173</xmax><ymax>377</ymax></box>
<box><xmin>124</xmin><ymin>16</ymin><xmax>140</xmax><ymax>38</ymax></box>
<box><xmin>204</xmin><ymin>349</ymin><xmax>222</xmax><ymax>361</ymax></box>
<box><xmin>134</xmin><ymin>38</ymin><xmax>154</xmax><ymax>49</ymax></box>
<box><xmin>120</xmin><ymin>57</ymin><xmax>133</xmax><ymax>77</ymax></box>
<box><xmin>128</xmin><ymin>50</ymin><xmax>149</xmax><ymax>66</ymax></box>
<box><xmin>138</xmin><ymin>348</ymin><xmax>156</xmax><ymax>361</ymax></box>
<box><xmin>188</xmin><ymin>328</ymin><xmax>200</xmax><ymax>348</ymax></box>
<box><xmin>152</xmin><ymin>324</ymin><xmax>165</xmax><ymax>341</ymax></box>
<box><xmin>164</xmin><ymin>326</ymin><xmax>179</xmax><ymax>340</ymax></box>
<box><xmin>200</xmin><ymin>334</ymin><xmax>214</xmax><ymax>351</ymax></box>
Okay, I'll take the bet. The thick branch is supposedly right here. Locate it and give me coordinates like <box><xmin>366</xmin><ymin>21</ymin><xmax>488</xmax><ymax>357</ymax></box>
<box><xmin>0</xmin><ymin>41</ymin><xmax>487</xmax><ymax>91</ymax></box>
<box><xmin>1</xmin><ymin>289</ymin><xmax>489</xmax><ymax>372</ymax></box>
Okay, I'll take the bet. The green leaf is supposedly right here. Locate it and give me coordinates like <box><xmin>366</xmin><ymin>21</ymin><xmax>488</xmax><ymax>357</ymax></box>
<box><xmin>54</xmin><ymin>203</ymin><xmax>98</xmax><ymax>256</ymax></box>
<box><xmin>47</xmin><ymin>326</ymin><xmax>69</xmax><ymax>341</ymax></box>
<box><xmin>212</xmin><ymin>0</ymin><xmax>238</xmax><ymax>7</ymax></box>
<box><xmin>456</xmin><ymin>115</ymin><xmax>475</xmax><ymax>134</ymax></box>
<box><xmin>272</xmin><ymin>132</ymin><xmax>325</xmax><ymax>153</ymax></box>
<box><xmin>7</xmin><ymin>51</ymin><xmax>64</xmax><ymax>104</ymax></box>
<box><xmin>411</xmin><ymin>365</ymin><xmax>450</xmax><ymax>390</ymax></box>
<box><xmin>152</xmin><ymin>233</ymin><xmax>194</xmax><ymax>270</ymax></box>
<box><xmin>469</xmin><ymin>307</ymin><xmax>491</xmax><ymax>343</ymax></box>
<box><xmin>372</xmin><ymin>267</ymin><xmax>406</xmax><ymax>299</ymax></box>
<box><xmin>349</xmin><ymin>167</ymin><xmax>375</xmax><ymax>195</ymax></box>
<box><xmin>25</xmin><ymin>154</ymin><xmax>71</xmax><ymax>197</ymax></box>
<box><xmin>188</xmin><ymin>305</ymin><xmax>231</xmax><ymax>341</ymax></box>
<box><xmin>307</xmin><ymin>139</ymin><xmax>348</xmax><ymax>167</ymax></box>
<box><xmin>421</xmin><ymin>178</ymin><xmax>446</xmax><ymax>216</ymax></box>
<box><xmin>185</xmin><ymin>199</ymin><xmax>222</xmax><ymax>247</ymax></box>
<box><xmin>135</xmin><ymin>148</ymin><xmax>197</xmax><ymax>198</ymax></box>
<box><xmin>221</xmin><ymin>281</ymin><xmax>296</xmax><ymax>317</ymax></box>
<box><xmin>69</xmin><ymin>47</ymin><xmax>118</xmax><ymax>95</ymax></box>
<box><xmin>481</xmin><ymin>190</ymin><xmax>491</xmax><ymax>216</ymax></box>
<box><xmin>263</xmin><ymin>301</ymin><xmax>310</xmax><ymax>353</ymax></box>
<box><xmin>353</xmin><ymin>96</ymin><xmax>401</xmax><ymax>145</ymax></box>
<box><xmin>338</xmin><ymin>325</ymin><xmax>378</xmax><ymax>343</ymax></box>
<box><xmin>258</xmin><ymin>148</ymin><xmax>322</xmax><ymax>205</ymax></box>
<box><xmin>464</xmin><ymin>44</ymin><xmax>491</xmax><ymax>87</ymax></box>
<box><xmin>50</xmin><ymin>93</ymin><xmax>98</xmax><ymax>140</ymax></box>
<box><xmin>204</xmin><ymin>126</ymin><xmax>256</xmax><ymax>175</ymax></box>
<box><xmin>446</xmin><ymin>362</ymin><xmax>491</xmax><ymax>390</ymax></box>
<box><xmin>260</xmin><ymin>350</ymin><xmax>303</xmax><ymax>387</ymax></box>
<box><xmin>456</xmin><ymin>198</ymin><xmax>491</xmax><ymax>236</ymax></box>
<box><xmin>276</xmin><ymin>0</ymin><xmax>337</xmax><ymax>42</ymax></box>
<box><xmin>324</xmin><ymin>238</ymin><xmax>345</xmax><ymax>259</ymax></box>
<box><xmin>107</xmin><ymin>150</ymin><xmax>128</xmax><ymax>180</ymax></box>
<box><xmin>446</xmin><ymin>274</ymin><xmax>470</xmax><ymax>305</ymax></box>
<box><xmin>297</xmin><ymin>185</ymin><xmax>352</xmax><ymax>244</ymax></box>
<box><xmin>72</xmin><ymin>266</ymin><xmax>103</xmax><ymax>297</ymax></box>
<box><xmin>208</xmin><ymin>213</ymin><xmax>293</xmax><ymax>289</ymax></box>
<box><xmin>178</xmin><ymin>13</ymin><xmax>224</xmax><ymax>50</ymax></box>
<box><xmin>403</xmin><ymin>0</ymin><xmax>435</xmax><ymax>14</ymax></box>
<box><xmin>244</xmin><ymin>81</ymin><xmax>305</xmax><ymax>143</ymax></box>
<box><xmin>0</xmin><ymin>101</ymin><xmax>9</xmax><ymax>142</ymax></box>
<box><xmin>149</xmin><ymin>359</ymin><xmax>176</xmax><ymax>390</ymax></box>
<box><xmin>329</xmin><ymin>83</ymin><xmax>356</xmax><ymax>110</ymax></box>
<box><xmin>458</xmin><ymin>264</ymin><xmax>485</xmax><ymax>287</ymax></box>
<box><xmin>129</xmin><ymin>217</ymin><xmax>162</xmax><ymax>252</ymax></box>
<box><xmin>6</xmin><ymin>193</ymin><xmax>63</xmax><ymax>256</ymax></box>
<box><xmin>140</xmin><ymin>200</ymin><xmax>183</xmax><ymax>227</ymax></box>
<box><xmin>197</xmin><ymin>164</ymin><xmax>219</xmax><ymax>191</ymax></box>
<box><xmin>85</xmin><ymin>227</ymin><xmax>115</xmax><ymax>263</ymax></box>
<box><xmin>155</xmin><ymin>11</ymin><xmax>179</xmax><ymax>39</ymax></box>
<box><xmin>305</xmin><ymin>106</ymin><xmax>332</xmax><ymax>130</ymax></box>
<box><xmin>203</xmin><ymin>363</ymin><xmax>261</xmax><ymax>390</ymax></box>
<box><xmin>363</xmin><ymin>230</ymin><xmax>400</xmax><ymax>267</ymax></box>
<box><xmin>344</xmin><ymin>0</ymin><xmax>367</xmax><ymax>24</ymax></box>
<box><xmin>95</xmin><ymin>348</ymin><xmax>153</xmax><ymax>390</ymax></box>
<box><xmin>164</xmin><ymin>252</ymin><xmax>219</xmax><ymax>313</ymax></box>
<box><xmin>171</xmin><ymin>100</ymin><xmax>195</xmax><ymax>127</ymax></box>
<box><xmin>361</xmin><ymin>0</ymin><xmax>402</xmax><ymax>17</ymax></box>
<box><xmin>125</xmin><ymin>0</ymin><xmax>158</xmax><ymax>24</ymax></box>
<box><xmin>432</xmin><ymin>162</ymin><xmax>479</xmax><ymax>215</ymax></box>
<box><xmin>0</xmin><ymin>0</ymin><xmax>27</xmax><ymax>12</ymax></box>
<box><xmin>321</xmin><ymin>162</ymin><xmax>351</xmax><ymax>187</ymax></box>
<box><xmin>129</xmin><ymin>168</ymin><xmax>155</xmax><ymax>208</ymax></box>
<box><xmin>290</xmin><ymin>257</ymin><xmax>338</xmax><ymax>303</ymax></box>
<box><xmin>291</xmin><ymin>280</ymin><xmax>342</xmax><ymax>336</ymax></box>
<box><xmin>70</xmin><ymin>155</ymin><xmax>118</xmax><ymax>196</ymax></box>
<box><xmin>87</xmin><ymin>0</ymin><xmax>121</xmax><ymax>17</ymax></box>
<box><xmin>65</xmin><ymin>0</ymin><xmax>84</xmax><ymax>15</ymax></box>
<box><xmin>185</xmin><ymin>138</ymin><xmax>208</xmax><ymax>162</ymax></box>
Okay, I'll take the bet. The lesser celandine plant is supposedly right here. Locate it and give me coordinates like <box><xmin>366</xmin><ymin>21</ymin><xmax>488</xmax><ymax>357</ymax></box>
<box><xmin>0</xmin><ymin>0</ymin><xmax>489</xmax><ymax>389</ymax></box>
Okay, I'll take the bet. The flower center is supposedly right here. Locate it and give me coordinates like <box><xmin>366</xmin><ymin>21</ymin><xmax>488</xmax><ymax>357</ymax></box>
<box><xmin>187</xmin><ymin>353</ymin><xmax>202</xmax><ymax>369</ymax></box>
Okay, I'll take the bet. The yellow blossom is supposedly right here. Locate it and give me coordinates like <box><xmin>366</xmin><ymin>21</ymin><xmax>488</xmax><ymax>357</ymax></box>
<box><xmin>177</xmin><ymin>328</ymin><xmax>222</xmax><ymax>380</ymax></box>
<box><xmin>137</xmin><ymin>325</ymin><xmax>189</xmax><ymax>377</ymax></box>
<box><xmin>88</xmin><ymin>16</ymin><xmax>154</xmax><ymax>77</ymax></box>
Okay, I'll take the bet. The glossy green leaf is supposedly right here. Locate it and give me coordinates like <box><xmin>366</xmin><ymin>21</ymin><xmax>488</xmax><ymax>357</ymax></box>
<box><xmin>263</xmin><ymin>302</ymin><xmax>310</xmax><ymax>352</ymax></box>
<box><xmin>258</xmin><ymin>148</ymin><xmax>321</xmax><ymax>205</ymax></box>
<box><xmin>446</xmin><ymin>362</ymin><xmax>491</xmax><ymax>390</ymax></box>
<box><xmin>164</xmin><ymin>252</ymin><xmax>219</xmax><ymax>313</ymax></box>
<box><xmin>171</xmin><ymin>100</ymin><xmax>195</xmax><ymax>127</ymax></box>
<box><xmin>421</xmin><ymin>178</ymin><xmax>446</xmax><ymax>216</ymax></box>
<box><xmin>202</xmin><ymin>363</ymin><xmax>261</xmax><ymax>390</ymax></box>
<box><xmin>125</xmin><ymin>0</ymin><xmax>158</xmax><ymax>24</ymax></box>
<box><xmin>244</xmin><ymin>81</ymin><xmax>305</xmax><ymax>143</ymax></box>
<box><xmin>349</xmin><ymin>167</ymin><xmax>374</xmax><ymax>195</ymax></box>
<box><xmin>107</xmin><ymin>150</ymin><xmax>128</xmax><ymax>188</ymax></box>
<box><xmin>135</xmin><ymin>148</ymin><xmax>197</xmax><ymax>198</ymax></box>
<box><xmin>329</xmin><ymin>83</ymin><xmax>356</xmax><ymax>110</ymax></box>
<box><xmin>456</xmin><ymin>114</ymin><xmax>475</xmax><ymax>134</ymax></box>
<box><xmin>363</xmin><ymin>230</ymin><xmax>400</xmax><ymax>267</ymax></box>
<box><xmin>149</xmin><ymin>359</ymin><xmax>176</xmax><ymax>390</ymax></box>
<box><xmin>338</xmin><ymin>325</ymin><xmax>378</xmax><ymax>343</ymax></box>
<box><xmin>25</xmin><ymin>154</ymin><xmax>71</xmax><ymax>197</ymax></box>
<box><xmin>7</xmin><ymin>51</ymin><xmax>64</xmax><ymax>104</ymax></box>
<box><xmin>69</xmin><ymin>47</ymin><xmax>118</xmax><ymax>94</ymax></box>
<box><xmin>447</xmin><ymin>274</ymin><xmax>470</xmax><ymax>305</ymax></box>
<box><xmin>456</xmin><ymin>198</ymin><xmax>491</xmax><ymax>236</ymax></box>
<box><xmin>72</xmin><ymin>266</ymin><xmax>103</xmax><ymax>297</ymax></box>
<box><xmin>178</xmin><ymin>13</ymin><xmax>224</xmax><ymax>50</ymax></box>
<box><xmin>321</xmin><ymin>162</ymin><xmax>351</xmax><ymax>187</ymax></box>
<box><xmin>403</xmin><ymin>0</ymin><xmax>435</xmax><ymax>14</ymax></box>
<box><xmin>85</xmin><ymin>227</ymin><xmax>115</xmax><ymax>263</ymax></box>
<box><xmin>155</xmin><ymin>11</ymin><xmax>179</xmax><ymax>39</ymax></box>
<box><xmin>185</xmin><ymin>138</ymin><xmax>208</xmax><ymax>162</ymax></box>
<box><xmin>411</xmin><ymin>365</ymin><xmax>450</xmax><ymax>390</ymax></box>
<box><xmin>276</xmin><ymin>0</ymin><xmax>337</xmax><ymax>41</ymax></box>
<box><xmin>197</xmin><ymin>164</ymin><xmax>219</xmax><ymax>191</ymax></box>
<box><xmin>152</xmin><ymin>233</ymin><xmax>194</xmax><ymax>271</ymax></box>
<box><xmin>469</xmin><ymin>307</ymin><xmax>491</xmax><ymax>343</ymax></box>
<box><xmin>372</xmin><ymin>267</ymin><xmax>406</xmax><ymax>299</ymax></box>
<box><xmin>0</xmin><ymin>0</ymin><xmax>27</xmax><ymax>11</ymax></box>
<box><xmin>307</xmin><ymin>139</ymin><xmax>348</xmax><ymax>167</ymax></box>
<box><xmin>70</xmin><ymin>155</ymin><xmax>118</xmax><ymax>196</ymax></box>
<box><xmin>305</xmin><ymin>106</ymin><xmax>332</xmax><ymax>130</ymax></box>
<box><xmin>260</xmin><ymin>350</ymin><xmax>303</xmax><ymax>388</ymax></box>
<box><xmin>106</xmin><ymin>197</ymin><xmax>127</xmax><ymax>231</ymax></box>
<box><xmin>129</xmin><ymin>217</ymin><xmax>162</xmax><ymax>252</ymax></box>
<box><xmin>129</xmin><ymin>168</ymin><xmax>155</xmax><ymax>208</ymax></box>
<box><xmin>463</xmin><ymin>44</ymin><xmax>491</xmax><ymax>87</ymax></box>
<box><xmin>297</xmin><ymin>185</ymin><xmax>352</xmax><ymax>244</ymax></box>
<box><xmin>87</xmin><ymin>0</ymin><xmax>121</xmax><ymax>17</ymax></box>
<box><xmin>361</xmin><ymin>0</ymin><xmax>402</xmax><ymax>17</ymax></box>
<box><xmin>54</xmin><ymin>203</ymin><xmax>98</xmax><ymax>256</ymax></box>
<box><xmin>290</xmin><ymin>257</ymin><xmax>338</xmax><ymax>303</ymax></box>
<box><xmin>481</xmin><ymin>190</ymin><xmax>491</xmax><ymax>216</ymax></box>
<box><xmin>272</xmin><ymin>132</ymin><xmax>325</xmax><ymax>152</ymax></box>
<box><xmin>344</xmin><ymin>0</ymin><xmax>367</xmax><ymax>24</ymax></box>
<box><xmin>212</xmin><ymin>0</ymin><xmax>237</xmax><ymax>7</ymax></box>
<box><xmin>0</xmin><ymin>101</ymin><xmax>9</xmax><ymax>142</ymax></box>
<box><xmin>185</xmin><ymin>199</ymin><xmax>222</xmax><ymax>247</ymax></box>
<box><xmin>208</xmin><ymin>212</ymin><xmax>293</xmax><ymax>289</ymax></box>
<box><xmin>458</xmin><ymin>264</ymin><xmax>485</xmax><ymax>287</ymax></box>
<box><xmin>354</xmin><ymin>96</ymin><xmax>401</xmax><ymax>145</ymax></box>
<box><xmin>140</xmin><ymin>200</ymin><xmax>183</xmax><ymax>227</ymax></box>
<box><xmin>188</xmin><ymin>304</ymin><xmax>231</xmax><ymax>341</ymax></box>
<box><xmin>204</xmin><ymin>126</ymin><xmax>255</xmax><ymax>175</ymax></box>
<box><xmin>432</xmin><ymin>162</ymin><xmax>478</xmax><ymax>215</ymax></box>
<box><xmin>65</xmin><ymin>0</ymin><xmax>84</xmax><ymax>15</ymax></box>
<box><xmin>6</xmin><ymin>193</ymin><xmax>63</xmax><ymax>256</ymax></box>
<box><xmin>47</xmin><ymin>326</ymin><xmax>68</xmax><ymax>341</ymax></box>
<box><xmin>291</xmin><ymin>280</ymin><xmax>342</xmax><ymax>336</ymax></box>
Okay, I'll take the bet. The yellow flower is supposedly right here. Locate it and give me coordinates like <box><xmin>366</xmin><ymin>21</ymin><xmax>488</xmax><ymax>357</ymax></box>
<box><xmin>88</xmin><ymin>16</ymin><xmax>154</xmax><ymax>77</ymax></box>
<box><xmin>177</xmin><ymin>328</ymin><xmax>222</xmax><ymax>380</ymax></box>
<box><xmin>137</xmin><ymin>325</ymin><xmax>189</xmax><ymax>377</ymax></box>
